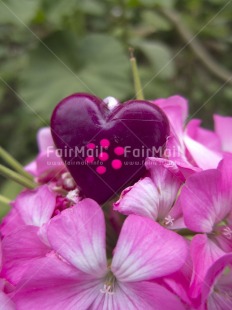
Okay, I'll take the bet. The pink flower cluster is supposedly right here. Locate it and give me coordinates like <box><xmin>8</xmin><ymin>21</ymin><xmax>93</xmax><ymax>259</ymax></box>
<box><xmin>0</xmin><ymin>96</ymin><xmax>232</xmax><ymax>309</ymax></box>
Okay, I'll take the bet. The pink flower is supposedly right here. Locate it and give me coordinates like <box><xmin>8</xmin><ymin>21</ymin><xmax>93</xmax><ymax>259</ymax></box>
<box><xmin>25</xmin><ymin>127</ymin><xmax>73</xmax><ymax>187</ymax></box>
<box><xmin>12</xmin><ymin>199</ymin><xmax>187</xmax><ymax>309</ymax></box>
<box><xmin>214</xmin><ymin>115</ymin><xmax>232</xmax><ymax>153</ymax></box>
<box><xmin>0</xmin><ymin>239</ymin><xmax>15</xmax><ymax>309</ymax></box>
<box><xmin>163</xmin><ymin>243</ymin><xmax>194</xmax><ymax>307</ymax></box>
<box><xmin>1</xmin><ymin>186</ymin><xmax>57</xmax><ymax>285</ymax></box>
<box><xmin>185</xmin><ymin>119</ymin><xmax>221</xmax><ymax>153</ymax></box>
<box><xmin>200</xmin><ymin>254</ymin><xmax>232</xmax><ymax>309</ymax></box>
<box><xmin>1</xmin><ymin>96</ymin><xmax>231</xmax><ymax>309</ymax></box>
<box><xmin>114</xmin><ymin>157</ymin><xmax>185</xmax><ymax>229</ymax></box>
<box><xmin>0</xmin><ymin>185</ymin><xmax>56</xmax><ymax>237</ymax></box>
<box><xmin>153</xmin><ymin>96</ymin><xmax>223</xmax><ymax>173</ymax></box>
<box><xmin>189</xmin><ymin>234</ymin><xmax>226</xmax><ymax>301</ymax></box>
<box><xmin>181</xmin><ymin>156</ymin><xmax>232</xmax><ymax>249</ymax></box>
<box><xmin>177</xmin><ymin>156</ymin><xmax>232</xmax><ymax>298</ymax></box>
<box><xmin>184</xmin><ymin>119</ymin><xmax>222</xmax><ymax>169</ymax></box>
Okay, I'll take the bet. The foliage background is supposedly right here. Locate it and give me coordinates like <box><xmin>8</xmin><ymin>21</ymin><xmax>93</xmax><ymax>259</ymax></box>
<box><xmin>0</xmin><ymin>0</ymin><xmax>232</xmax><ymax>216</ymax></box>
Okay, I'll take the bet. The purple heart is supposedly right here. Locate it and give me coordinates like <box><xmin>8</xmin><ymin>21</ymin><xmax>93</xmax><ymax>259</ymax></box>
<box><xmin>51</xmin><ymin>93</ymin><xmax>170</xmax><ymax>204</ymax></box>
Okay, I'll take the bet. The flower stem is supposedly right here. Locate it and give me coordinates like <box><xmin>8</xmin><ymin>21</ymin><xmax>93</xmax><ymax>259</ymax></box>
<box><xmin>0</xmin><ymin>146</ymin><xmax>34</xmax><ymax>181</ymax></box>
<box><xmin>177</xmin><ymin>228</ymin><xmax>196</xmax><ymax>237</ymax></box>
<box><xmin>0</xmin><ymin>164</ymin><xmax>36</xmax><ymax>189</ymax></box>
<box><xmin>129</xmin><ymin>48</ymin><xmax>144</xmax><ymax>100</ymax></box>
<box><xmin>0</xmin><ymin>194</ymin><xmax>11</xmax><ymax>205</ymax></box>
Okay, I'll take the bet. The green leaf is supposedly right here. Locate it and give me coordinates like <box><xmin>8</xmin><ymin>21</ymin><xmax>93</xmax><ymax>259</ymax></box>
<box><xmin>43</xmin><ymin>0</ymin><xmax>104</xmax><ymax>26</ymax></box>
<box><xmin>141</xmin><ymin>11</ymin><xmax>172</xmax><ymax>31</ymax></box>
<box><xmin>139</xmin><ymin>0</ymin><xmax>175</xmax><ymax>8</ymax></box>
<box><xmin>78</xmin><ymin>0</ymin><xmax>105</xmax><ymax>15</ymax></box>
<box><xmin>0</xmin><ymin>84</ymin><xmax>5</xmax><ymax>102</ymax></box>
<box><xmin>18</xmin><ymin>32</ymin><xmax>132</xmax><ymax>117</ymax></box>
<box><xmin>0</xmin><ymin>46</ymin><xmax>8</xmax><ymax>58</ymax></box>
<box><xmin>43</xmin><ymin>0</ymin><xmax>78</xmax><ymax>26</ymax></box>
<box><xmin>0</xmin><ymin>0</ymin><xmax>40</xmax><ymax>25</ymax></box>
<box><xmin>126</xmin><ymin>0</ymin><xmax>141</xmax><ymax>7</ymax></box>
<box><xmin>134</xmin><ymin>40</ymin><xmax>175</xmax><ymax>79</ymax></box>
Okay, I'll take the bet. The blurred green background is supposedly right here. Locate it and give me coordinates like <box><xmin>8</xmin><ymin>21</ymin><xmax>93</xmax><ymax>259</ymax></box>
<box><xmin>0</xmin><ymin>0</ymin><xmax>232</xmax><ymax>216</ymax></box>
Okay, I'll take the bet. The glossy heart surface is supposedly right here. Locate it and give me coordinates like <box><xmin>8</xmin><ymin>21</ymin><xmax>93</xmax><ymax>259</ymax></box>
<box><xmin>51</xmin><ymin>93</ymin><xmax>170</xmax><ymax>204</ymax></box>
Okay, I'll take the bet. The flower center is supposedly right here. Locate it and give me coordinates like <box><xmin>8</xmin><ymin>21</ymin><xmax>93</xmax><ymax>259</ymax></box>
<box><xmin>164</xmin><ymin>215</ymin><xmax>174</xmax><ymax>226</ymax></box>
<box><xmin>215</xmin><ymin>222</ymin><xmax>232</xmax><ymax>240</ymax></box>
<box><xmin>66</xmin><ymin>188</ymin><xmax>80</xmax><ymax>204</ymax></box>
<box><xmin>160</xmin><ymin>215</ymin><xmax>175</xmax><ymax>227</ymax></box>
<box><xmin>222</xmin><ymin>226</ymin><xmax>232</xmax><ymax>239</ymax></box>
<box><xmin>100</xmin><ymin>270</ymin><xmax>116</xmax><ymax>295</ymax></box>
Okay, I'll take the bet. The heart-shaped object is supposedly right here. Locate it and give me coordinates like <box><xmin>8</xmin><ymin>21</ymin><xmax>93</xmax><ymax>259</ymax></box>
<box><xmin>51</xmin><ymin>93</ymin><xmax>169</xmax><ymax>204</ymax></box>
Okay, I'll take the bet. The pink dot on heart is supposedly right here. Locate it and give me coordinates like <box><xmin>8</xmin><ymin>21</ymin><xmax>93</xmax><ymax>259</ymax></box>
<box><xmin>87</xmin><ymin>143</ymin><xmax>95</xmax><ymax>149</ymax></box>
<box><xmin>112</xmin><ymin>159</ymin><xmax>122</xmax><ymax>170</ymax></box>
<box><xmin>114</xmin><ymin>146</ymin><xmax>124</xmax><ymax>156</ymax></box>
<box><xmin>85</xmin><ymin>156</ymin><xmax>94</xmax><ymax>163</ymax></box>
<box><xmin>99</xmin><ymin>152</ymin><xmax>109</xmax><ymax>161</ymax></box>
<box><xmin>96</xmin><ymin>166</ymin><xmax>106</xmax><ymax>175</ymax></box>
<box><xmin>100</xmin><ymin>139</ymin><xmax>110</xmax><ymax>148</ymax></box>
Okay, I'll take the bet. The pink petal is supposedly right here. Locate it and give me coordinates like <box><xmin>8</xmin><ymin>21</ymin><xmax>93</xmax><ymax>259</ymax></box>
<box><xmin>146</xmin><ymin>157</ymin><xmax>185</xmax><ymax>181</ymax></box>
<box><xmin>37</xmin><ymin>223</ymin><xmax>50</xmax><ymax>247</ymax></box>
<box><xmin>186</xmin><ymin>119</ymin><xmax>221</xmax><ymax>152</ymax></box>
<box><xmin>214</xmin><ymin>114</ymin><xmax>232</xmax><ymax>152</ymax></box>
<box><xmin>181</xmin><ymin>169</ymin><xmax>226</xmax><ymax>233</ymax></box>
<box><xmin>12</xmin><ymin>257</ymin><xmax>102</xmax><ymax>310</ymax></box>
<box><xmin>0</xmin><ymin>291</ymin><xmax>15</xmax><ymax>310</ymax></box>
<box><xmin>189</xmin><ymin>234</ymin><xmax>226</xmax><ymax>299</ymax></box>
<box><xmin>24</xmin><ymin>160</ymin><xmax>38</xmax><ymax>177</ymax></box>
<box><xmin>0</xmin><ymin>239</ymin><xmax>2</xmax><ymax>269</ymax></box>
<box><xmin>202</xmin><ymin>254</ymin><xmax>232</xmax><ymax>310</ymax></box>
<box><xmin>164</xmin><ymin>242</ymin><xmax>193</xmax><ymax>306</ymax></box>
<box><xmin>14</xmin><ymin>185</ymin><xmax>56</xmax><ymax>227</ymax></box>
<box><xmin>146</xmin><ymin>158</ymin><xmax>184</xmax><ymax>218</ymax></box>
<box><xmin>36</xmin><ymin>151</ymin><xmax>65</xmax><ymax>177</ymax></box>
<box><xmin>0</xmin><ymin>208</ymin><xmax>24</xmax><ymax>237</ymax></box>
<box><xmin>114</xmin><ymin>177</ymin><xmax>160</xmax><ymax>220</ymax></box>
<box><xmin>37</xmin><ymin>127</ymin><xmax>54</xmax><ymax>152</ymax></box>
<box><xmin>47</xmin><ymin>199</ymin><xmax>107</xmax><ymax>277</ymax></box>
<box><xmin>1</xmin><ymin>226</ymin><xmax>50</xmax><ymax>285</ymax></box>
<box><xmin>165</xmin><ymin>135</ymin><xmax>200</xmax><ymax>178</ymax></box>
<box><xmin>207</xmin><ymin>292</ymin><xmax>232</xmax><ymax>310</ymax></box>
<box><xmin>112</xmin><ymin>215</ymin><xmax>187</xmax><ymax>282</ymax></box>
<box><xmin>212</xmin><ymin>225</ymin><xmax>232</xmax><ymax>253</ymax></box>
<box><xmin>152</xmin><ymin>97</ymin><xmax>192</xmax><ymax>176</ymax></box>
<box><xmin>168</xmin><ymin>199</ymin><xmax>186</xmax><ymax>230</ymax></box>
<box><xmin>25</xmin><ymin>128</ymin><xmax>65</xmax><ymax>178</ymax></box>
<box><xmin>153</xmin><ymin>95</ymin><xmax>188</xmax><ymax>143</ymax></box>
<box><xmin>92</xmin><ymin>281</ymin><xmax>186</xmax><ymax>310</ymax></box>
<box><xmin>0</xmin><ymin>280</ymin><xmax>4</xmax><ymax>292</ymax></box>
<box><xmin>184</xmin><ymin>134</ymin><xmax>222</xmax><ymax>170</ymax></box>
<box><xmin>114</xmin><ymin>158</ymin><xmax>184</xmax><ymax>220</ymax></box>
<box><xmin>218</xmin><ymin>155</ymin><xmax>232</xmax><ymax>203</ymax></box>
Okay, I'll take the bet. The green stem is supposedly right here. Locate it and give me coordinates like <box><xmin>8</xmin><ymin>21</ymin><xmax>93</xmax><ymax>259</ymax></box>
<box><xmin>177</xmin><ymin>228</ymin><xmax>196</xmax><ymax>237</ymax></box>
<box><xmin>129</xmin><ymin>48</ymin><xmax>144</xmax><ymax>100</ymax></box>
<box><xmin>0</xmin><ymin>194</ymin><xmax>11</xmax><ymax>205</ymax></box>
<box><xmin>0</xmin><ymin>164</ymin><xmax>36</xmax><ymax>189</ymax></box>
<box><xmin>0</xmin><ymin>146</ymin><xmax>34</xmax><ymax>181</ymax></box>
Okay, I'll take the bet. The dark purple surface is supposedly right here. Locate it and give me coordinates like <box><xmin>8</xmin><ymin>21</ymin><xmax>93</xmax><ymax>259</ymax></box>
<box><xmin>51</xmin><ymin>93</ymin><xmax>170</xmax><ymax>204</ymax></box>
